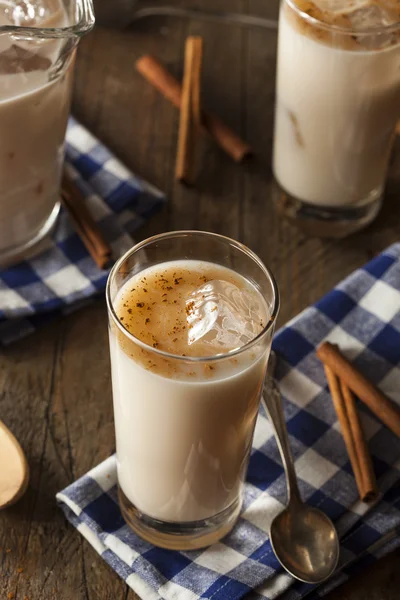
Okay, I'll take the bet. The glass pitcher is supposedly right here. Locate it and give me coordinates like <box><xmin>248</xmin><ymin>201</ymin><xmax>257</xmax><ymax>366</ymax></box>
<box><xmin>0</xmin><ymin>0</ymin><xmax>95</xmax><ymax>267</ymax></box>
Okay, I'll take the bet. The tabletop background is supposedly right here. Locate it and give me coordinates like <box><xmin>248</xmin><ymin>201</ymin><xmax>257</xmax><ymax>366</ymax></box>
<box><xmin>1</xmin><ymin>2</ymin><xmax>400</xmax><ymax>598</ymax></box>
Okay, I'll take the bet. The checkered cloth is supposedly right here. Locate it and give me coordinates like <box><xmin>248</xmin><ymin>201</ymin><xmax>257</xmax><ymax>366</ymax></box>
<box><xmin>57</xmin><ymin>243</ymin><xmax>400</xmax><ymax>600</ymax></box>
<box><xmin>0</xmin><ymin>117</ymin><xmax>165</xmax><ymax>346</ymax></box>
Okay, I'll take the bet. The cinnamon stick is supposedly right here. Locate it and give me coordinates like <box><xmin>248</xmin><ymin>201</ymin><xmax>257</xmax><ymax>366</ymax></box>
<box><xmin>191</xmin><ymin>41</ymin><xmax>202</xmax><ymax>133</ymax></box>
<box><xmin>317</xmin><ymin>342</ymin><xmax>400</xmax><ymax>438</ymax></box>
<box><xmin>135</xmin><ymin>54</ymin><xmax>252</xmax><ymax>163</ymax></box>
<box><xmin>175</xmin><ymin>36</ymin><xmax>203</xmax><ymax>184</ymax></box>
<box><xmin>61</xmin><ymin>173</ymin><xmax>112</xmax><ymax>270</ymax></box>
<box><xmin>341</xmin><ymin>380</ymin><xmax>378</xmax><ymax>503</ymax></box>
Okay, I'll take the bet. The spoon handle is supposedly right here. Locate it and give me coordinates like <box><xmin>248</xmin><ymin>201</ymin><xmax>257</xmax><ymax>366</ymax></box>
<box><xmin>262</xmin><ymin>375</ymin><xmax>301</xmax><ymax>504</ymax></box>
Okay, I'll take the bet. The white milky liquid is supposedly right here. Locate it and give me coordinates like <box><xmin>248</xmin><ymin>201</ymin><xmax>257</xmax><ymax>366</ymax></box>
<box><xmin>109</xmin><ymin>260</ymin><xmax>271</xmax><ymax>523</ymax></box>
<box><xmin>273</xmin><ymin>1</ymin><xmax>400</xmax><ymax>207</ymax></box>
<box><xmin>0</xmin><ymin>1</ymin><xmax>73</xmax><ymax>255</ymax></box>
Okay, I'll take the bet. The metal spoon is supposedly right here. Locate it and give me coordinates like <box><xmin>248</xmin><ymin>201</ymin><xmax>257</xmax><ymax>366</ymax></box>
<box><xmin>261</xmin><ymin>353</ymin><xmax>339</xmax><ymax>584</ymax></box>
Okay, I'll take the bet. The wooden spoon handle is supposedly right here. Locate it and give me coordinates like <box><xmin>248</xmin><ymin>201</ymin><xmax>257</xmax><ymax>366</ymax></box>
<box><xmin>0</xmin><ymin>420</ymin><xmax>29</xmax><ymax>509</ymax></box>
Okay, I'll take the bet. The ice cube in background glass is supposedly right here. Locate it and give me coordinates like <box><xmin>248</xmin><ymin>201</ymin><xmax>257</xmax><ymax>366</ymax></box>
<box><xmin>347</xmin><ymin>3</ymin><xmax>398</xmax><ymax>48</ymax></box>
<box><xmin>299</xmin><ymin>0</ymin><xmax>398</xmax><ymax>28</ymax></box>
<box><xmin>0</xmin><ymin>1</ymin><xmax>67</xmax><ymax>64</ymax></box>
<box><xmin>0</xmin><ymin>1</ymin><xmax>54</xmax><ymax>73</ymax></box>
<box><xmin>0</xmin><ymin>45</ymin><xmax>51</xmax><ymax>74</ymax></box>
<box><xmin>347</xmin><ymin>3</ymin><xmax>398</xmax><ymax>29</ymax></box>
<box><xmin>312</xmin><ymin>0</ymin><xmax>370</xmax><ymax>15</ymax></box>
<box><xmin>186</xmin><ymin>280</ymin><xmax>265</xmax><ymax>351</ymax></box>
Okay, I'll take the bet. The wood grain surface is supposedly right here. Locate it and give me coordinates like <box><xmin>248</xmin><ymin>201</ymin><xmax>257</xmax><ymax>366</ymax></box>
<box><xmin>1</xmin><ymin>1</ymin><xmax>400</xmax><ymax>598</ymax></box>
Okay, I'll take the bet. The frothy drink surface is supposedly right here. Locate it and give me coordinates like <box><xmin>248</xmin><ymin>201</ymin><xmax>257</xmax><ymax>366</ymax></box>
<box><xmin>109</xmin><ymin>261</ymin><xmax>270</xmax><ymax>522</ymax></box>
<box><xmin>116</xmin><ymin>261</ymin><xmax>267</xmax><ymax>359</ymax></box>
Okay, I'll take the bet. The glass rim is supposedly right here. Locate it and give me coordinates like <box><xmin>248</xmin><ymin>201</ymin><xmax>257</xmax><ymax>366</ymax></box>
<box><xmin>286</xmin><ymin>0</ymin><xmax>400</xmax><ymax>37</ymax></box>
<box><xmin>106</xmin><ymin>230</ymin><xmax>280</xmax><ymax>364</ymax></box>
<box><xmin>0</xmin><ymin>0</ymin><xmax>95</xmax><ymax>39</ymax></box>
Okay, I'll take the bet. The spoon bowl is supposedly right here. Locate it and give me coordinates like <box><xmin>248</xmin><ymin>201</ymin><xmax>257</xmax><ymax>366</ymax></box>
<box><xmin>270</xmin><ymin>503</ymin><xmax>339</xmax><ymax>584</ymax></box>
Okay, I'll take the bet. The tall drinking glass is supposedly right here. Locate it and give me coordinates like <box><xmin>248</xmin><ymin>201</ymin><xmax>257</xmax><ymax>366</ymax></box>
<box><xmin>273</xmin><ymin>0</ymin><xmax>400</xmax><ymax>237</ymax></box>
<box><xmin>106</xmin><ymin>231</ymin><xmax>279</xmax><ymax>550</ymax></box>
<box><xmin>0</xmin><ymin>0</ymin><xmax>95</xmax><ymax>266</ymax></box>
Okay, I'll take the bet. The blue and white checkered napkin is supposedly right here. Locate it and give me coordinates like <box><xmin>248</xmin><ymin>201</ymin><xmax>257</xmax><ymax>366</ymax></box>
<box><xmin>57</xmin><ymin>243</ymin><xmax>400</xmax><ymax>600</ymax></box>
<box><xmin>0</xmin><ymin>117</ymin><xmax>165</xmax><ymax>346</ymax></box>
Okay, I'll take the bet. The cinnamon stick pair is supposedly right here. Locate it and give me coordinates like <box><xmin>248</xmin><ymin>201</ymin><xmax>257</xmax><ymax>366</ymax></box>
<box><xmin>135</xmin><ymin>54</ymin><xmax>252</xmax><ymax>164</ymax></box>
<box><xmin>61</xmin><ymin>173</ymin><xmax>112</xmax><ymax>270</ymax></box>
<box><xmin>324</xmin><ymin>364</ymin><xmax>378</xmax><ymax>503</ymax></box>
<box><xmin>317</xmin><ymin>342</ymin><xmax>400</xmax><ymax>503</ymax></box>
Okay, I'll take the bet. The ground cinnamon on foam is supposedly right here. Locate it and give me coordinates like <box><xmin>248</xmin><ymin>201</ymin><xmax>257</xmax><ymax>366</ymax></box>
<box><xmin>113</xmin><ymin>263</ymin><xmax>266</xmax><ymax>377</ymax></box>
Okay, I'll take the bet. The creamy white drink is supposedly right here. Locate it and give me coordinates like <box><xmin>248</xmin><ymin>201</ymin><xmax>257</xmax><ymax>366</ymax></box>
<box><xmin>273</xmin><ymin>0</ymin><xmax>400</xmax><ymax>211</ymax></box>
<box><xmin>109</xmin><ymin>260</ymin><xmax>271</xmax><ymax>525</ymax></box>
<box><xmin>0</xmin><ymin>1</ymin><xmax>73</xmax><ymax>261</ymax></box>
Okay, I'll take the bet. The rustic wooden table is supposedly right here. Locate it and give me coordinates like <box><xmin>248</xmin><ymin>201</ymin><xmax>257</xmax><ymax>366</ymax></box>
<box><xmin>1</xmin><ymin>3</ymin><xmax>400</xmax><ymax>598</ymax></box>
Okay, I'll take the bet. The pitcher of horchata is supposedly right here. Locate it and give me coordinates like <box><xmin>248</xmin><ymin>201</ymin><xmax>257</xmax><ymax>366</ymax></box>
<box><xmin>0</xmin><ymin>0</ymin><xmax>95</xmax><ymax>267</ymax></box>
